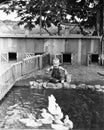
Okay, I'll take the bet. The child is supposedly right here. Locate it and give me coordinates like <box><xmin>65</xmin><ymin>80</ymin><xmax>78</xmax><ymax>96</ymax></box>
<box><xmin>47</xmin><ymin>57</ymin><xmax>71</xmax><ymax>84</ymax></box>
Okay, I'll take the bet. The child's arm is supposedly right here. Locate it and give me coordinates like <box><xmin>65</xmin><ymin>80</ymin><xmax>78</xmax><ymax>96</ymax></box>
<box><xmin>59</xmin><ymin>66</ymin><xmax>69</xmax><ymax>83</ymax></box>
<box><xmin>59</xmin><ymin>66</ymin><xmax>68</xmax><ymax>75</ymax></box>
<box><xmin>46</xmin><ymin>66</ymin><xmax>53</xmax><ymax>73</ymax></box>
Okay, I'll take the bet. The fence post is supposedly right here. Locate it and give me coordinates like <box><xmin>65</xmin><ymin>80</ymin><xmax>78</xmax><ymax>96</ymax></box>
<box><xmin>39</xmin><ymin>55</ymin><xmax>43</xmax><ymax>69</ymax></box>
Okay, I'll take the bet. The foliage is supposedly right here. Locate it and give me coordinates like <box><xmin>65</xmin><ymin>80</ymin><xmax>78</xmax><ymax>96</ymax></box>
<box><xmin>0</xmin><ymin>0</ymin><xmax>10</xmax><ymax>4</ymax></box>
<box><xmin>2</xmin><ymin>0</ymin><xmax>101</xmax><ymax>35</ymax></box>
<box><xmin>66</xmin><ymin>0</ymin><xmax>99</xmax><ymax>26</ymax></box>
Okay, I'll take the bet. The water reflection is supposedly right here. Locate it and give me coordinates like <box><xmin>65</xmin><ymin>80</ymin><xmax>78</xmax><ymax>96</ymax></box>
<box><xmin>3</xmin><ymin>86</ymin><xmax>104</xmax><ymax>130</ymax></box>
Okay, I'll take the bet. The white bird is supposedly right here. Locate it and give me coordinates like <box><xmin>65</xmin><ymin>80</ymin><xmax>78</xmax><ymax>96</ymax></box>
<box><xmin>29</xmin><ymin>81</ymin><xmax>35</xmax><ymax>89</ymax></box>
<box><xmin>54</xmin><ymin>103</ymin><xmax>63</xmax><ymax>119</ymax></box>
<box><xmin>48</xmin><ymin>95</ymin><xmax>56</xmax><ymax>114</ymax></box>
<box><xmin>18</xmin><ymin>114</ymin><xmax>42</xmax><ymax>128</ymax></box>
<box><xmin>51</xmin><ymin>124</ymin><xmax>69</xmax><ymax>130</ymax></box>
<box><xmin>29</xmin><ymin>81</ymin><xmax>34</xmax><ymax>86</ymax></box>
<box><xmin>64</xmin><ymin>115</ymin><xmax>73</xmax><ymax>129</ymax></box>
<box><xmin>38</xmin><ymin>108</ymin><xmax>54</xmax><ymax>124</ymax></box>
<box><xmin>19</xmin><ymin>118</ymin><xmax>42</xmax><ymax>127</ymax></box>
<box><xmin>51</xmin><ymin>115</ymin><xmax>73</xmax><ymax>130</ymax></box>
<box><xmin>48</xmin><ymin>95</ymin><xmax>63</xmax><ymax>119</ymax></box>
<box><xmin>54</xmin><ymin>115</ymin><xmax>63</xmax><ymax>125</ymax></box>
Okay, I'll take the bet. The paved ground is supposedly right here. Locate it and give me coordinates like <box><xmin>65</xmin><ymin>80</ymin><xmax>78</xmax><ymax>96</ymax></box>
<box><xmin>1</xmin><ymin>62</ymin><xmax>104</xmax><ymax>86</ymax></box>
<box><xmin>15</xmin><ymin>64</ymin><xmax>104</xmax><ymax>86</ymax></box>
<box><xmin>64</xmin><ymin>64</ymin><xmax>104</xmax><ymax>85</ymax></box>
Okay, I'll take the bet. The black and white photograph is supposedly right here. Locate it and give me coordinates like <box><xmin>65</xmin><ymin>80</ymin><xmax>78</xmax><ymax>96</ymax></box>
<box><xmin>0</xmin><ymin>0</ymin><xmax>104</xmax><ymax>130</ymax></box>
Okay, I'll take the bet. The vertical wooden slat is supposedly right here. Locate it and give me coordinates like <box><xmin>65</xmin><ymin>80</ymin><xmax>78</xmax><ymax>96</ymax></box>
<box><xmin>78</xmin><ymin>39</ymin><xmax>82</xmax><ymax>64</ymax></box>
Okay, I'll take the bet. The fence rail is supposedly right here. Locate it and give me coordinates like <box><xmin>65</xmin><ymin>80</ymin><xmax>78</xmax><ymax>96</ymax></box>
<box><xmin>0</xmin><ymin>53</ymin><xmax>50</xmax><ymax>100</ymax></box>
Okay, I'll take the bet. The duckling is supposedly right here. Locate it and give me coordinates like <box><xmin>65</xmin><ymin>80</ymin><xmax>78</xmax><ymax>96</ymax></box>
<box><xmin>54</xmin><ymin>114</ymin><xmax>63</xmax><ymax>125</ymax></box>
<box><xmin>51</xmin><ymin>124</ymin><xmax>69</xmax><ymax>130</ymax></box>
<box><xmin>29</xmin><ymin>81</ymin><xmax>34</xmax><ymax>86</ymax></box>
<box><xmin>18</xmin><ymin>113</ymin><xmax>42</xmax><ymax>128</ymax></box>
<box><xmin>38</xmin><ymin>108</ymin><xmax>54</xmax><ymax>124</ymax></box>
<box><xmin>63</xmin><ymin>115</ymin><xmax>73</xmax><ymax>129</ymax></box>
<box><xmin>29</xmin><ymin>81</ymin><xmax>34</xmax><ymax>88</ymax></box>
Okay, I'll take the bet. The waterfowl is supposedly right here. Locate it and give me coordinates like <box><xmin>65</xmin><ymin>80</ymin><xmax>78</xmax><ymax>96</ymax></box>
<box><xmin>48</xmin><ymin>95</ymin><xmax>56</xmax><ymax>115</ymax></box>
<box><xmin>54</xmin><ymin>115</ymin><xmax>63</xmax><ymax>125</ymax></box>
<box><xmin>19</xmin><ymin>118</ymin><xmax>42</xmax><ymax>127</ymax></box>
<box><xmin>29</xmin><ymin>81</ymin><xmax>35</xmax><ymax>89</ymax></box>
<box><xmin>29</xmin><ymin>81</ymin><xmax>34</xmax><ymax>86</ymax></box>
<box><xmin>18</xmin><ymin>114</ymin><xmax>42</xmax><ymax>128</ymax></box>
<box><xmin>64</xmin><ymin>115</ymin><xmax>73</xmax><ymax>129</ymax></box>
<box><xmin>38</xmin><ymin>108</ymin><xmax>54</xmax><ymax>124</ymax></box>
<box><xmin>51</xmin><ymin>115</ymin><xmax>73</xmax><ymax>130</ymax></box>
<box><xmin>54</xmin><ymin>103</ymin><xmax>63</xmax><ymax>119</ymax></box>
<box><xmin>51</xmin><ymin>124</ymin><xmax>69</xmax><ymax>130</ymax></box>
<box><xmin>48</xmin><ymin>95</ymin><xmax>63</xmax><ymax>119</ymax></box>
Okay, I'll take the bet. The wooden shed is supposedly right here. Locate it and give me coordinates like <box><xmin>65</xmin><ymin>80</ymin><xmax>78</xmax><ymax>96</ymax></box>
<box><xmin>0</xmin><ymin>35</ymin><xmax>101</xmax><ymax>65</ymax></box>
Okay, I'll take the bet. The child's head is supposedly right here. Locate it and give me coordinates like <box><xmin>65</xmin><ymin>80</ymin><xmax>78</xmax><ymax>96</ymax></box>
<box><xmin>53</xmin><ymin>58</ymin><xmax>60</xmax><ymax>67</ymax></box>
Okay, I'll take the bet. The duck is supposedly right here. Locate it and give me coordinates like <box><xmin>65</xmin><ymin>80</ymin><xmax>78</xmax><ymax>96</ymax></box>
<box><xmin>54</xmin><ymin>103</ymin><xmax>63</xmax><ymax>119</ymax></box>
<box><xmin>29</xmin><ymin>81</ymin><xmax>35</xmax><ymax>89</ymax></box>
<box><xmin>29</xmin><ymin>81</ymin><xmax>34</xmax><ymax>86</ymax></box>
<box><xmin>63</xmin><ymin>115</ymin><xmax>73</xmax><ymax>129</ymax></box>
<box><xmin>18</xmin><ymin>113</ymin><xmax>42</xmax><ymax>128</ymax></box>
<box><xmin>51</xmin><ymin>124</ymin><xmax>69</xmax><ymax>130</ymax></box>
<box><xmin>51</xmin><ymin>115</ymin><xmax>73</xmax><ymax>130</ymax></box>
<box><xmin>38</xmin><ymin>108</ymin><xmax>54</xmax><ymax>124</ymax></box>
<box><xmin>48</xmin><ymin>95</ymin><xmax>63</xmax><ymax>119</ymax></box>
<box><xmin>54</xmin><ymin>114</ymin><xmax>63</xmax><ymax>125</ymax></box>
<box><xmin>48</xmin><ymin>95</ymin><xmax>56</xmax><ymax>114</ymax></box>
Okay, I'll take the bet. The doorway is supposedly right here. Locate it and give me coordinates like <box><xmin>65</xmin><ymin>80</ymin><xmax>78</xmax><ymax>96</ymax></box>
<box><xmin>87</xmin><ymin>53</ymin><xmax>99</xmax><ymax>65</ymax></box>
<box><xmin>63</xmin><ymin>53</ymin><xmax>72</xmax><ymax>64</ymax></box>
<box><xmin>91</xmin><ymin>54</ymin><xmax>99</xmax><ymax>63</ymax></box>
<box><xmin>8</xmin><ymin>52</ymin><xmax>17</xmax><ymax>61</ymax></box>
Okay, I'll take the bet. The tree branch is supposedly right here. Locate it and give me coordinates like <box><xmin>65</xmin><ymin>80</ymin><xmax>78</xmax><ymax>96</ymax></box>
<box><xmin>42</xmin><ymin>27</ymin><xmax>53</xmax><ymax>36</ymax></box>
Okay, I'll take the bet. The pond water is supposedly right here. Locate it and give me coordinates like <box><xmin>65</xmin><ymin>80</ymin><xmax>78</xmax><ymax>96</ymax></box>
<box><xmin>1</xmin><ymin>86</ymin><xmax>104</xmax><ymax>130</ymax></box>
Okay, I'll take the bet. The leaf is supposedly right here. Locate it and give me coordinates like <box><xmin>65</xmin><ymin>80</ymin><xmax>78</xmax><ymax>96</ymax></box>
<box><xmin>3</xmin><ymin>0</ymin><xmax>100</xmax><ymax>34</ymax></box>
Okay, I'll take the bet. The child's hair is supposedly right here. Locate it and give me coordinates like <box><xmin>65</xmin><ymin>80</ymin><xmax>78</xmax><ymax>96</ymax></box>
<box><xmin>53</xmin><ymin>57</ymin><xmax>60</xmax><ymax>66</ymax></box>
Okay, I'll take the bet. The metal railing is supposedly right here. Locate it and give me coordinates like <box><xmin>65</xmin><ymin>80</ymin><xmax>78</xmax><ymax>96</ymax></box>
<box><xmin>0</xmin><ymin>53</ymin><xmax>50</xmax><ymax>100</ymax></box>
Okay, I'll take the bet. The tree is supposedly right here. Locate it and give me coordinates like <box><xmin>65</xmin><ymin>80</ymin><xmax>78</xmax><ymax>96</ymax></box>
<box><xmin>3</xmin><ymin>0</ymin><xmax>102</xmax><ymax>35</ymax></box>
<box><xmin>65</xmin><ymin>0</ymin><xmax>101</xmax><ymax>35</ymax></box>
<box><xmin>0</xmin><ymin>0</ymin><xmax>10</xmax><ymax>4</ymax></box>
<box><xmin>2</xmin><ymin>0</ymin><xmax>67</xmax><ymax>35</ymax></box>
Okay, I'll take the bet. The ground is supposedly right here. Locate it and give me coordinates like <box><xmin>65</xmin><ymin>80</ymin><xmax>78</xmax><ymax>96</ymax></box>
<box><xmin>15</xmin><ymin>64</ymin><xmax>104</xmax><ymax>86</ymax></box>
<box><xmin>64</xmin><ymin>64</ymin><xmax>104</xmax><ymax>85</ymax></box>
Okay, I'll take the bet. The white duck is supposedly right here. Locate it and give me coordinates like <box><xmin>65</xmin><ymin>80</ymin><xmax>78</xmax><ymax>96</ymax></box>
<box><xmin>18</xmin><ymin>113</ymin><xmax>42</xmax><ymax>128</ymax></box>
<box><xmin>51</xmin><ymin>124</ymin><xmax>69</xmax><ymax>130</ymax></box>
<box><xmin>51</xmin><ymin>115</ymin><xmax>74</xmax><ymax>130</ymax></box>
<box><xmin>38</xmin><ymin>108</ymin><xmax>54</xmax><ymax>124</ymax></box>
<box><xmin>48</xmin><ymin>95</ymin><xmax>63</xmax><ymax>119</ymax></box>
<box><xmin>64</xmin><ymin>115</ymin><xmax>73</xmax><ymax>129</ymax></box>
<box><xmin>54</xmin><ymin>103</ymin><xmax>63</xmax><ymax>119</ymax></box>
<box><xmin>48</xmin><ymin>94</ymin><xmax>56</xmax><ymax>114</ymax></box>
<box><xmin>54</xmin><ymin>114</ymin><xmax>63</xmax><ymax>125</ymax></box>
